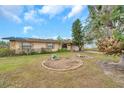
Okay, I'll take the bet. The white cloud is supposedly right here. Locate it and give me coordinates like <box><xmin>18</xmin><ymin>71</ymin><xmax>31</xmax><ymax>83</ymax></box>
<box><xmin>0</xmin><ymin>5</ymin><xmax>23</xmax><ymax>23</ymax></box>
<box><xmin>64</xmin><ymin>5</ymin><xmax>85</xmax><ymax>20</ymax></box>
<box><xmin>1</xmin><ymin>10</ymin><xmax>22</xmax><ymax>23</ymax></box>
<box><xmin>23</xmin><ymin>26</ymin><xmax>33</xmax><ymax>34</ymax></box>
<box><xmin>24</xmin><ymin>10</ymin><xmax>35</xmax><ymax>21</ymax></box>
<box><xmin>24</xmin><ymin>9</ymin><xmax>44</xmax><ymax>23</ymax></box>
<box><xmin>39</xmin><ymin>5</ymin><xmax>66</xmax><ymax>18</ymax></box>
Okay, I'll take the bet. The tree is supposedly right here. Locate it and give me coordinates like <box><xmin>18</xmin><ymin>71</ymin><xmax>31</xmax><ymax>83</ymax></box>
<box><xmin>0</xmin><ymin>40</ymin><xmax>9</xmax><ymax>48</ymax></box>
<box><xmin>57</xmin><ymin>36</ymin><xmax>63</xmax><ymax>49</ymax></box>
<box><xmin>87</xmin><ymin>5</ymin><xmax>124</xmax><ymax>54</ymax></box>
<box><xmin>72</xmin><ymin>19</ymin><xmax>85</xmax><ymax>51</ymax></box>
<box><xmin>88</xmin><ymin>5</ymin><xmax>124</xmax><ymax>38</ymax></box>
<box><xmin>87</xmin><ymin>5</ymin><xmax>124</xmax><ymax>69</ymax></box>
<box><xmin>114</xmin><ymin>31</ymin><xmax>124</xmax><ymax>67</ymax></box>
<box><xmin>57</xmin><ymin>36</ymin><xmax>63</xmax><ymax>42</ymax></box>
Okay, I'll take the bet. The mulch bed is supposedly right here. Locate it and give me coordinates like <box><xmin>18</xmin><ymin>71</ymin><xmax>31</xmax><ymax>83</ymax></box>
<box><xmin>42</xmin><ymin>56</ymin><xmax>83</xmax><ymax>71</ymax></box>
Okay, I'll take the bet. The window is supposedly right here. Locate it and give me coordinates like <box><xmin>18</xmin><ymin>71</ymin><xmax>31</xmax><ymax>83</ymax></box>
<box><xmin>22</xmin><ymin>42</ymin><xmax>32</xmax><ymax>49</ymax></box>
<box><xmin>47</xmin><ymin>43</ymin><xmax>54</xmax><ymax>49</ymax></box>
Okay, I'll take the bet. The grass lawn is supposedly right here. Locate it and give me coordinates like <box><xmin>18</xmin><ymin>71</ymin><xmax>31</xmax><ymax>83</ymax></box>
<box><xmin>0</xmin><ymin>51</ymin><xmax>122</xmax><ymax>87</ymax></box>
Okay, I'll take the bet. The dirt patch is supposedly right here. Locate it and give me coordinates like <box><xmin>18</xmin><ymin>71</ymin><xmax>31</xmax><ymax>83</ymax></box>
<box><xmin>97</xmin><ymin>61</ymin><xmax>124</xmax><ymax>87</ymax></box>
<box><xmin>85</xmin><ymin>51</ymin><xmax>103</xmax><ymax>54</ymax></box>
<box><xmin>42</xmin><ymin>56</ymin><xmax>83</xmax><ymax>71</ymax></box>
<box><xmin>77</xmin><ymin>54</ymin><xmax>94</xmax><ymax>59</ymax></box>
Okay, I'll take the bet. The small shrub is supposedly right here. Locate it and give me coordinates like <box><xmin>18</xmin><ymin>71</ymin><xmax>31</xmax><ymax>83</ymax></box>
<box><xmin>40</xmin><ymin>48</ymin><xmax>52</xmax><ymax>54</ymax></box>
<box><xmin>51</xmin><ymin>54</ymin><xmax>59</xmax><ymax>60</ymax></box>
<box><xmin>57</xmin><ymin>48</ymin><xmax>69</xmax><ymax>52</ymax></box>
<box><xmin>30</xmin><ymin>51</ymin><xmax>38</xmax><ymax>55</ymax></box>
<box><xmin>0</xmin><ymin>48</ymin><xmax>15</xmax><ymax>57</ymax></box>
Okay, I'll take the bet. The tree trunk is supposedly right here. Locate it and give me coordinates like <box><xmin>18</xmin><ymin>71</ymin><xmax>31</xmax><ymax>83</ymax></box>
<box><xmin>79</xmin><ymin>47</ymin><xmax>82</xmax><ymax>51</ymax></box>
<box><xmin>117</xmin><ymin>51</ymin><xmax>124</xmax><ymax>70</ymax></box>
<box><xmin>119</xmin><ymin>54</ymin><xmax>124</xmax><ymax>66</ymax></box>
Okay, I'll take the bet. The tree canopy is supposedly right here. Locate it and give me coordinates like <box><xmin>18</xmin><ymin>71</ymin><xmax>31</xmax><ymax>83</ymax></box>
<box><xmin>87</xmin><ymin>5</ymin><xmax>124</xmax><ymax>54</ymax></box>
<box><xmin>88</xmin><ymin>5</ymin><xmax>124</xmax><ymax>39</ymax></box>
<box><xmin>72</xmin><ymin>19</ymin><xmax>85</xmax><ymax>51</ymax></box>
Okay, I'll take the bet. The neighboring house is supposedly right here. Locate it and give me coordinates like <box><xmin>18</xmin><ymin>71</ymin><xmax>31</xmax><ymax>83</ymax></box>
<box><xmin>2</xmin><ymin>37</ymin><xmax>79</xmax><ymax>54</ymax></box>
<box><xmin>84</xmin><ymin>40</ymin><xmax>97</xmax><ymax>49</ymax></box>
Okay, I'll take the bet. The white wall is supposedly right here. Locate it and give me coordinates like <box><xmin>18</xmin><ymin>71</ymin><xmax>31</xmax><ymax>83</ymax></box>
<box><xmin>84</xmin><ymin>43</ymin><xmax>97</xmax><ymax>49</ymax></box>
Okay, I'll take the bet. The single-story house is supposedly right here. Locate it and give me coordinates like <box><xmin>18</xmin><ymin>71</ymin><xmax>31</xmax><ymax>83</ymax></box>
<box><xmin>2</xmin><ymin>37</ymin><xmax>79</xmax><ymax>54</ymax></box>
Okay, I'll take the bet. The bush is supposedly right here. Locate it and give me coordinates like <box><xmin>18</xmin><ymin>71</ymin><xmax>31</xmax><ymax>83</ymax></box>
<box><xmin>39</xmin><ymin>48</ymin><xmax>52</xmax><ymax>54</ymax></box>
<box><xmin>97</xmin><ymin>37</ymin><xmax>124</xmax><ymax>55</ymax></box>
<box><xmin>0</xmin><ymin>41</ymin><xmax>9</xmax><ymax>48</ymax></box>
<box><xmin>0</xmin><ymin>48</ymin><xmax>15</xmax><ymax>57</ymax></box>
<box><xmin>57</xmin><ymin>48</ymin><xmax>70</xmax><ymax>52</ymax></box>
<box><xmin>51</xmin><ymin>54</ymin><xmax>59</xmax><ymax>60</ymax></box>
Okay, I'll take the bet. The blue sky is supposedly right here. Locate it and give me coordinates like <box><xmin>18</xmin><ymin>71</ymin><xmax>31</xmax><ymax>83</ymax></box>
<box><xmin>0</xmin><ymin>5</ymin><xmax>89</xmax><ymax>39</ymax></box>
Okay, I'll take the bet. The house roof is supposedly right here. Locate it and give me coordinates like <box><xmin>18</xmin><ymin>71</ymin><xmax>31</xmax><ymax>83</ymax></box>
<box><xmin>2</xmin><ymin>37</ymin><xmax>72</xmax><ymax>43</ymax></box>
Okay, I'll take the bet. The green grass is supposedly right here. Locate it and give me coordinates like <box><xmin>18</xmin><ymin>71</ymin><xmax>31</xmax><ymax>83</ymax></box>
<box><xmin>0</xmin><ymin>55</ymin><xmax>43</xmax><ymax>73</ymax></box>
<box><xmin>0</xmin><ymin>52</ymin><xmax>122</xmax><ymax>87</ymax></box>
<box><xmin>0</xmin><ymin>52</ymin><xmax>71</xmax><ymax>73</ymax></box>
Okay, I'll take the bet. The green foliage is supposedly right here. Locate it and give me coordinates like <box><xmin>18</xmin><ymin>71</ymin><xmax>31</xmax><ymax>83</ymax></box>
<box><xmin>30</xmin><ymin>49</ymin><xmax>52</xmax><ymax>55</ymax></box>
<box><xmin>0</xmin><ymin>41</ymin><xmax>9</xmax><ymax>48</ymax></box>
<box><xmin>87</xmin><ymin>5</ymin><xmax>124</xmax><ymax>55</ymax></box>
<box><xmin>57</xmin><ymin>36</ymin><xmax>63</xmax><ymax>41</ymax></box>
<box><xmin>0</xmin><ymin>48</ymin><xmax>15</xmax><ymax>57</ymax></box>
<box><xmin>31</xmin><ymin>51</ymin><xmax>51</xmax><ymax>55</ymax></box>
<box><xmin>113</xmin><ymin>31</ymin><xmax>124</xmax><ymax>41</ymax></box>
<box><xmin>72</xmin><ymin>19</ymin><xmax>85</xmax><ymax>51</ymax></box>
<box><xmin>51</xmin><ymin>54</ymin><xmax>59</xmax><ymax>60</ymax></box>
<box><xmin>57</xmin><ymin>48</ymin><xmax>69</xmax><ymax>52</ymax></box>
<box><xmin>30</xmin><ymin>51</ymin><xmax>38</xmax><ymax>55</ymax></box>
<box><xmin>57</xmin><ymin>36</ymin><xmax>63</xmax><ymax>46</ymax></box>
<box><xmin>88</xmin><ymin>5</ymin><xmax>124</xmax><ymax>39</ymax></box>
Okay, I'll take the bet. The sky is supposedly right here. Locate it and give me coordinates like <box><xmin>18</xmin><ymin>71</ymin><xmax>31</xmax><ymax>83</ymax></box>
<box><xmin>0</xmin><ymin>5</ymin><xmax>89</xmax><ymax>39</ymax></box>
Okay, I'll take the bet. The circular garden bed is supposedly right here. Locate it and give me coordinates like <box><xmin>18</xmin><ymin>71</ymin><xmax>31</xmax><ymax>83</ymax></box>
<box><xmin>42</xmin><ymin>56</ymin><xmax>83</xmax><ymax>71</ymax></box>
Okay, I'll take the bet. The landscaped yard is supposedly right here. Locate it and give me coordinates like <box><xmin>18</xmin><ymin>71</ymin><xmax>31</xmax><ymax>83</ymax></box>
<box><xmin>0</xmin><ymin>51</ymin><xmax>123</xmax><ymax>88</ymax></box>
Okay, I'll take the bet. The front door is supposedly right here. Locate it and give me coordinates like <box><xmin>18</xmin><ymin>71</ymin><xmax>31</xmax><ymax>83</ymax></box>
<box><xmin>62</xmin><ymin>43</ymin><xmax>67</xmax><ymax>49</ymax></box>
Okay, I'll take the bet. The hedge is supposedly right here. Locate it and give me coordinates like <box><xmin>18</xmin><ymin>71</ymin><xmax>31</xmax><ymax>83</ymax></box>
<box><xmin>0</xmin><ymin>48</ymin><xmax>15</xmax><ymax>57</ymax></box>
